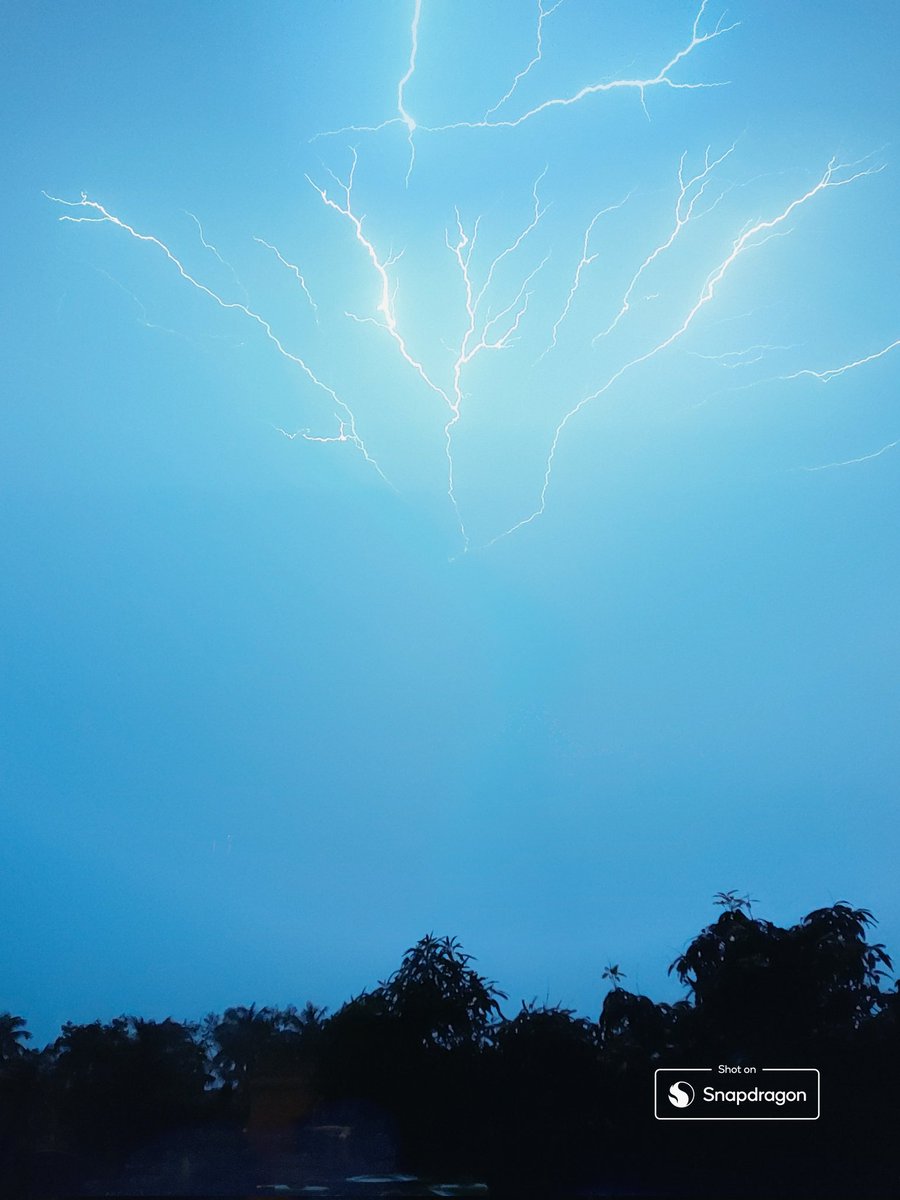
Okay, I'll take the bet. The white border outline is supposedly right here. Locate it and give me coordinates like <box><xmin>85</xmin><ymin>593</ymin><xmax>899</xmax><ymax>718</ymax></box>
<box><xmin>653</xmin><ymin>1067</ymin><xmax>821</xmax><ymax>1121</ymax></box>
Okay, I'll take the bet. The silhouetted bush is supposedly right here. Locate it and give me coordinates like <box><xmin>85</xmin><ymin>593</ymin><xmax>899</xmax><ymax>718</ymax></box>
<box><xmin>2</xmin><ymin>899</ymin><xmax>898</xmax><ymax>1197</ymax></box>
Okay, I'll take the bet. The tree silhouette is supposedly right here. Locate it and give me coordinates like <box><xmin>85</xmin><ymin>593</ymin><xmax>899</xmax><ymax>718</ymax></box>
<box><xmin>2</xmin><ymin>901</ymin><xmax>898</xmax><ymax>1198</ymax></box>
<box><xmin>668</xmin><ymin>898</ymin><xmax>894</xmax><ymax>1061</ymax></box>
<box><xmin>207</xmin><ymin>1004</ymin><xmax>278</xmax><ymax>1090</ymax></box>
<box><xmin>381</xmin><ymin>933</ymin><xmax>507</xmax><ymax>1050</ymax></box>
<box><xmin>482</xmin><ymin>1001</ymin><xmax>603</xmax><ymax>1194</ymax></box>
<box><xmin>0</xmin><ymin>1013</ymin><xmax>31</xmax><ymax>1063</ymax></box>
<box><xmin>598</xmin><ymin>987</ymin><xmax>687</xmax><ymax>1068</ymax></box>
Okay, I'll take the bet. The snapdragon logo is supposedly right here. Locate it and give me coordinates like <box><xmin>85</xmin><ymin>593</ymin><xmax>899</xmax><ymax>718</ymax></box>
<box><xmin>667</xmin><ymin>1081</ymin><xmax>695</xmax><ymax>1109</ymax></box>
<box><xmin>654</xmin><ymin>1068</ymin><xmax>820</xmax><ymax>1121</ymax></box>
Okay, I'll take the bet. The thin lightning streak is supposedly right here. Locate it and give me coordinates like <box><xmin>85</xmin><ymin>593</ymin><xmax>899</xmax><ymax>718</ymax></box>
<box><xmin>93</xmin><ymin>267</ymin><xmax>242</xmax><ymax>348</ymax></box>
<box><xmin>307</xmin><ymin>149</ymin><xmax>453</xmax><ymax>410</ymax></box>
<box><xmin>485</xmin><ymin>0</ymin><xmax>565</xmax><ymax>118</ymax></box>
<box><xmin>397</xmin><ymin>0</ymin><xmax>422</xmax><ymax>185</ymax></box>
<box><xmin>45</xmin><ymin>191</ymin><xmax>389</xmax><ymax>485</ymax></box>
<box><xmin>594</xmin><ymin>144</ymin><xmax>734</xmax><ymax>343</ymax></box>
<box><xmin>488</xmin><ymin>158</ymin><xmax>877</xmax><ymax>546</ymax></box>
<box><xmin>801</xmin><ymin>439</ymin><xmax>900</xmax><ymax>471</ymax></box>
<box><xmin>690</xmin><ymin>343</ymin><xmax>797</xmax><ymax>368</ymax></box>
<box><xmin>538</xmin><ymin>192</ymin><xmax>631</xmax><ymax>361</ymax></box>
<box><xmin>185</xmin><ymin>211</ymin><xmax>227</xmax><ymax>266</ymax></box>
<box><xmin>312</xmin><ymin>1</ymin><xmax>737</xmax><ymax>157</ymax></box>
<box><xmin>45</xmin><ymin>8</ymin><xmax>893</xmax><ymax>554</ymax></box>
<box><xmin>275</xmin><ymin>421</ymin><xmax>362</xmax><ymax>448</ymax></box>
<box><xmin>253</xmin><ymin>237</ymin><xmax>319</xmax><ymax>320</ymax></box>
<box><xmin>474</xmin><ymin>167</ymin><xmax>548</xmax><ymax>312</ymax></box>
<box><xmin>484</xmin><ymin>255</ymin><xmax>550</xmax><ymax>347</ymax></box>
<box><xmin>185</xmin><ymin>210</ymin><xmax>249</xmax><ymax>302</ymax></box>
<box><xmin>91</xmin><ymin>267</ymin><xmax>179</xmax><ymax>338</ymax></box>
<box><xmin>313</xmin><ymin>0</ymin><xmax>423</xmax><ymax>181</ymax></box>
<box><xmin>426</xmin><ymin>1</ymin><xmax>738</xmax><ymax>132</ymax></box>
<box><xmin>444</xmin><ymin>175</ymin><xmax>550</xmax><ymax>550</ymax></box>
<box><xmin>780</xmin><ymin>336</ymin><xmax>900</xmax><ymax>383</ymax></box>
<box><xmin>299</xmin><ymin>420</ymin><xmax>352</xmax><ymax>445</ymax></box>
<box><xmin>313</xmin><ymin>116</ymin><xmax>403</xmax><ymax>140</ymax></box>
<box><xmin>703</xmin><ymin>304</ymin><xmax>780</xmax><ymax>330</ymax></box>
<box><xmin>443</xmin><ymin>213</ymin><xmax>479</xmax><ymax>544</ymax></box>
<box><xmin>309</xmin><ymin>155</ymin><xmax>551</xmax><ymax>548</ymax></box>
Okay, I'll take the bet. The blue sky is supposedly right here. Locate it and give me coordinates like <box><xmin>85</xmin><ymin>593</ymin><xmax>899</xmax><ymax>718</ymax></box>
<box><xmin>2</xmin><ymin>1</ymin><xmax>899</xmax><ymax>1044</ymax></box>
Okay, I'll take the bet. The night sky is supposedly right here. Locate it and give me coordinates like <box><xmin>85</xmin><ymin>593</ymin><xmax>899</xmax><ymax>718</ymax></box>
<box><xmin>3</xmin><ymin>1</ymin><xmax>899</xmax><ymax>1045</ymax></box>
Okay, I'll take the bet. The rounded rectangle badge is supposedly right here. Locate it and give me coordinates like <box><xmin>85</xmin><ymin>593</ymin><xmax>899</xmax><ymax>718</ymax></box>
<box><xmin>654</xmin><ymin>1067</ymin><xmax>820</xmax><ymax>1120</ymax></box>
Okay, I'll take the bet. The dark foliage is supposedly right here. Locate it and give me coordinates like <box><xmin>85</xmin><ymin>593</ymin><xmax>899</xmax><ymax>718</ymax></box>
<box><xmin>2</xmin><ymin>901</ymin><xmax>898</xmax><ymax>1197</ymax></box>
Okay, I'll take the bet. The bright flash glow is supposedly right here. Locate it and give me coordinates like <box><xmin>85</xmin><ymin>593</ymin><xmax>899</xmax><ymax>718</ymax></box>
<box><xmin>49</xmin><ymin>3</ymin><xmax>896</xmax><ymax>554</ymax></box>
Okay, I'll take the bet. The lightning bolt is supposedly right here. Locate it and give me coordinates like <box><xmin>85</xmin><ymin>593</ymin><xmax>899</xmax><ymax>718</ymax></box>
<box><xmin>427</xmin><ymin>1</ymin><xmax>738</xmax><ymax>133</ymax></box>
<box><xmin>690</xmin><ymin>343</ymin><xmax>797</xmax><ymax>368</ymax></box>
<box><xmin>780</xmin><ymin>336</ymin><xmax>900</xmax><ymax>383</ymax></box>
<box><xmin>537</xmin><ymin>192</ymin><xmax>631</xmax><ymax>362</ymax></box>
<box><xmin>309</xmin><ymin>153</ymin><xmax>551</xmax><ymax>549</ymax></box>
<box><xmin>485</xmin><ymin>0</ymin><xmax>565</xmax><ymax>118</ymax></box>
<box><xmin>185</xmin><ymin>211</ymin><xmax>227</xmax><ymax>267</ymax></box>
<box><xmin>48</xmin><ymin>3</ymin><xmax>894</xmax><ymax>556</ymax></box>
<box><xmin>272</xmin><ymin>423</ymin><xmax>363</xmax><ymax>450</ymax></box>
<box><xmin>253</xmin><ymin>237</ymin><xmax>319</xmax><ymax>321</ymax></box>
<box><xmin>594</xmin><ymin>144</ymin><xmax>734</xmax><ymax>344</ymax></box>
<box><xmin>185</xmin><ymin>210</ymin><xmax>249</xmax><ymax>303</ymax></box>
<box><xmin>45</xmin><ymin>190</ymin><xmax>389</xmax><ymax>485</ymax></box>
<box><xmin>442</xmin><ymin>172</ymin><xmax>550</xmax><ymax>549</ymax></box>
<box><xmin>489</xmin><ymin>157</ymin><xmax>878</xmax><ymax>546</ymax></box>
<box><xmin>307</xmin><ymin>149</ymin><xmax>452</xmax><ymax>410</ymax></box>
<box><xmin>312</xmin><ymin>0</ymin><xmax>422</xmax><ymax>184</ymax></box>
<box><xmin>397</xmin><ymin>0</ymin><xmax>422</xmax><ymax>185</ymax></box>
<box><xmin>90</xmin><ymin>267</ymin><xmax>184</xmax><ymax>341</ymax></box>
<box><xmin>801</xmin><ymin>438</ymin><xmax>900</xmax><ymax>471</ymax></box>
<box><xmin>312</xmin><ymin>3</ymin><xmax>737</xmax><ymax>164</ymax></box>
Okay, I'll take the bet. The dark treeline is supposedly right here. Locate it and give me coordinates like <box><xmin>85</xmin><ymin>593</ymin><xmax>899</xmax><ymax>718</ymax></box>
<box><xmin>2</xmin><ymin>896</ymin><xmax>898</xmax><ymax>1197</ymax></box>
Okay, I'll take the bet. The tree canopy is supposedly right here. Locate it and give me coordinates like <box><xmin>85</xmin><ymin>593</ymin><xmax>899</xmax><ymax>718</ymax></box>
<box><xmin>2</xmin><ymin>898</ymin><xmax>897</xmax><ymax>1197</ymax></box>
